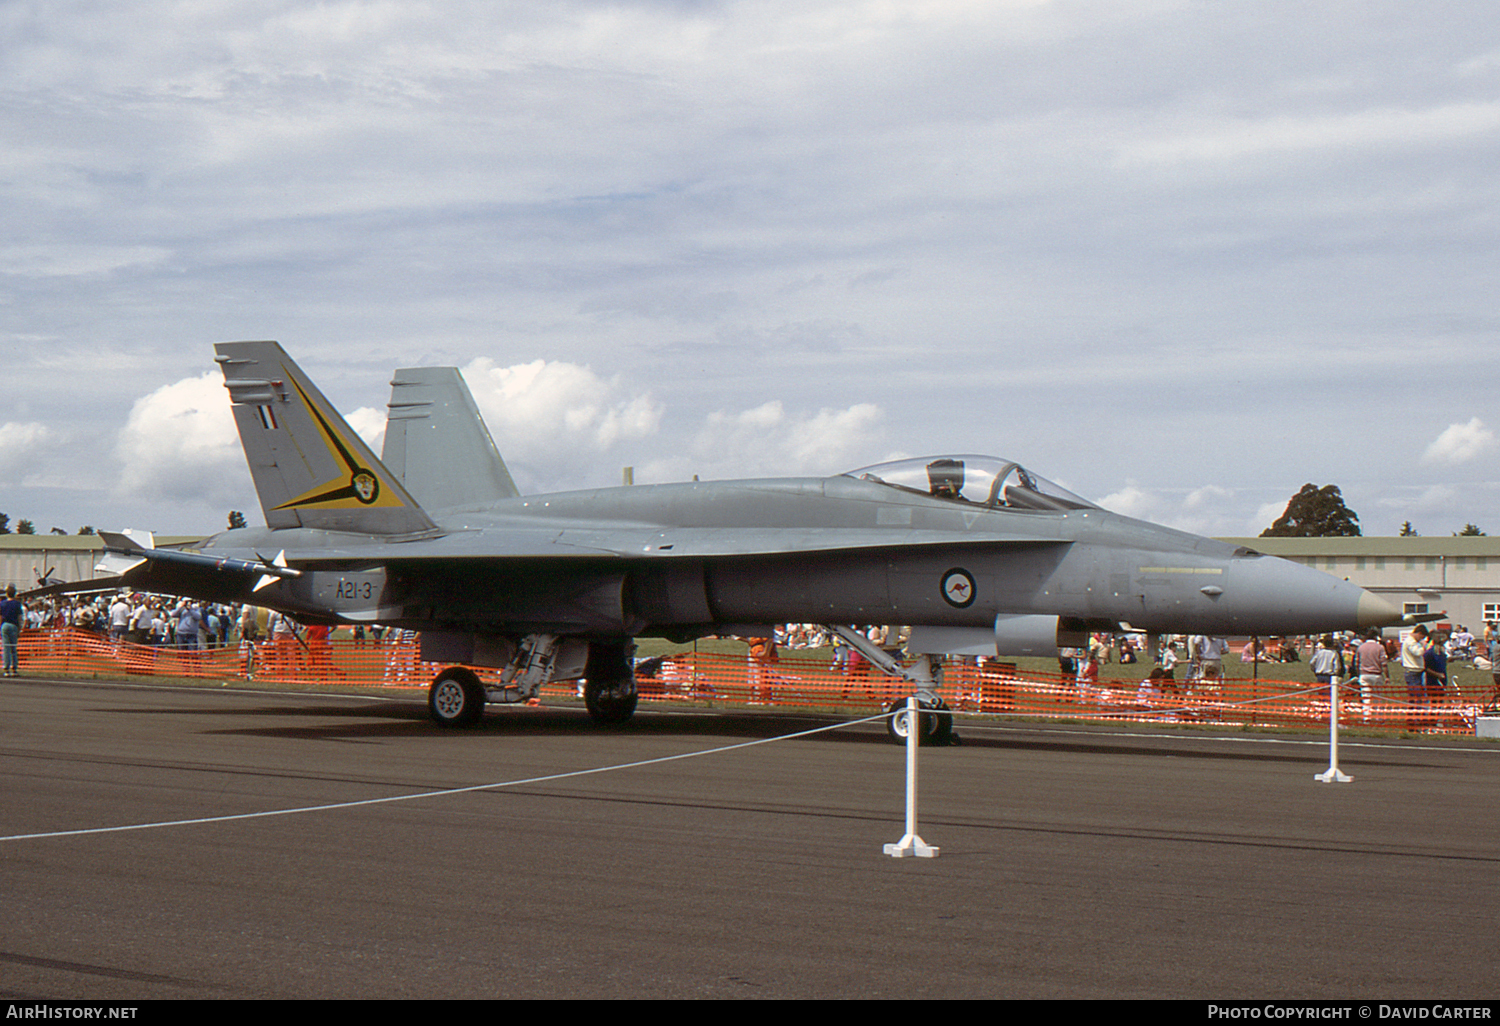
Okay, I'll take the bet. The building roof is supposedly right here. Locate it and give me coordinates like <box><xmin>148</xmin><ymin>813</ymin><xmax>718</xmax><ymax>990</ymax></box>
<box><xmin>0</xmin><ymin>535</ymin><xmax>205</xmax><ymax>551</ymax></box>
<box><xmin>1219</xmin><ymin>536</ymin><xmax>1500</xmax><ymax>557</ymax></box>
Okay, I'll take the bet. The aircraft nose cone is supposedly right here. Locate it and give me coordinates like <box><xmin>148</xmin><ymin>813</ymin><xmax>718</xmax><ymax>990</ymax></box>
<box><xmin>1227</xmin><ymin>557</ymin><xmax>1404</xmax><ymax>635</ymax></box>
<box><xmin>1357</xmin><ymin>590</ymin><xmax>1404</xmax><ymax>629</ymax></box>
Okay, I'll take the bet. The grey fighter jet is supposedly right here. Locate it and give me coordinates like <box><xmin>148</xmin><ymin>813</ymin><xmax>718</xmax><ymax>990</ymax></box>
<box><xmin>82</xmin><ymin>341</ymin><xmax>1406</xmax><ymax>734</ymax></box>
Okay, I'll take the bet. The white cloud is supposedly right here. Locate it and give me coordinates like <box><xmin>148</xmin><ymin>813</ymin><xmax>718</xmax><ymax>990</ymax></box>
<box><xmin>1422</xmin><ymin>417</ymin><xmax>1496</xmax><ymax>466</ymax></box>
<box><xmin>454</xmin><ymin>355</ymin><xmax>886</xmax><ymax>488</ymax></box>
<box><xmin>458</xmin><ymin>357</ymin><xmax>663</xmax><ymax>491</ymax></box>
<box><xmin>1254</xmin><ymin>500</ymin><xmax>1289</xmax><ymax>536</ymax></box>
<box><xmin>0</xmin><ymin>421</ymin><xmax>59</xmax><ymax>484</ymax></box>
<box><xmin>462</xmin><ymin>357</ymin><xmax>661</xmax><ymax>446</ymax></box>
<box><xmin>1098</xmin><ymin>481</ymin><xmax>1260</xmax><ymax>537</ymax></box>
<box><xmin>1184</xmin><ymin>485</ymin><xmax>1233</xmax><ymax>510</ymax></box>
<box><xmin>345</xmin><ymin>406</ymin><xmax>387</xmax><ymax>454</ymax></box>
<box><xmin>113</xmin><ymin>372</ymin><xmax>244</xmax><ymax>506</ymax></box>
<box><xmin>1095</xmin><ymin>483</ymin><xmax>1161</xmax><ymax>521</ymax></box>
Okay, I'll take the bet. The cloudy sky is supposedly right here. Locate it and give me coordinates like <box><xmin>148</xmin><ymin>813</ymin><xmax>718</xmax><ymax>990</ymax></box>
<box><xmin>3</xmin><ymin>0</ymin><xmax>1497</xmax><ymax>539</ymax></box>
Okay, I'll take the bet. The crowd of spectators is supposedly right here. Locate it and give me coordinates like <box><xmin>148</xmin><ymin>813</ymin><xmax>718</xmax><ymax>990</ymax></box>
<box><xmin>9</xmin><ymin>591</ymin><xmax>1499</xmax><ymax>718</ymax></box>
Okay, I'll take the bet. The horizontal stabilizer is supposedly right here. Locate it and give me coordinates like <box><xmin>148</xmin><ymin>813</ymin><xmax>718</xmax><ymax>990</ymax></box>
<box><xmin>97</xmin><ymin>529</ymin><xmax>155</xmax><ymax>551</ymax></box>
<box><xmin>95</xmin><ymin>529</ymin><xmax>155</xmax><ymax>575</ymax></box>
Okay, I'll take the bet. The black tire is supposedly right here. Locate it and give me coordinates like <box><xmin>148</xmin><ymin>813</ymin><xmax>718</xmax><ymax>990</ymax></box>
<box><xmin>885</xmin><ymin>697</ymin><xmax>953</xmax><ymax>746</ymax></box>
<box><xmin>583</xmin><ymin>640</ymin><xmax>639</xmax><ymax>725</ymax></box>
<box><xmin>584</xmin><ymin>677</ymin><xmax>639</xmax><ymax>725</ymax></box>
<box><xmin>429</xmin><ymin>667</ymin><xmax>486</xmax><ymax>728</ymax></box>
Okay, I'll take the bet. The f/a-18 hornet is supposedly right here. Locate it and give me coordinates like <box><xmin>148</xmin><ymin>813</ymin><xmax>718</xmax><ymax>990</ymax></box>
<box><xmin>84</xmin><ymin>341</ymin><xmax>1407</xmax><ymax>737</ymax></box>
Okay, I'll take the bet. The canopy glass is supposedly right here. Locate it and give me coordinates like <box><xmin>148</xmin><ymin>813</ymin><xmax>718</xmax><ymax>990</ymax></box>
<box><xmin>843</xmin><ymin>455</ymin><xmax>1098</xmax><ymax>512</ymax></box>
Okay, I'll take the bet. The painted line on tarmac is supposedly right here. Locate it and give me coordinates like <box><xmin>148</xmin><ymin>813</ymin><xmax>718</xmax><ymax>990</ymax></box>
<box><xmin>960</xmin><ymin>720</ymin><xmax>1500</xmax><ymax>754</ymax></box>
<box><xmin>0</xmin><ymin>712</ymin><xmax>889</xmax><ymax>843</ymax></box>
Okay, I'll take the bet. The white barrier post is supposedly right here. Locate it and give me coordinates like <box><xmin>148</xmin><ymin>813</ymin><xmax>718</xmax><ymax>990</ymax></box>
<box><xmin>884</xmin><ymin>696</ymin><xmax>939</xmax><ymax>857</ymax></box>
<box><xmin>1314</xmin><ymin>678</ymin><xmax>1353</xmax><ymax>783</ymax></box>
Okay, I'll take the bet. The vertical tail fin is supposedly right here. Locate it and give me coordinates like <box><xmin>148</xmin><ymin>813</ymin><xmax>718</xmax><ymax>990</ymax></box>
<box><xmin>214</xmin><ymin>341</ymin><xmax>438</xmax><ymax>535</ymax></box>
<box><xmin>382</xmin><ymin>366</ymin><xmax>520</xmax><ymax>510</ymax></box>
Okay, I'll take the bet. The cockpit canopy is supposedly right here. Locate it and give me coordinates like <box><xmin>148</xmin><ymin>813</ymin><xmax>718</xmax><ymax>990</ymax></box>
<box><xmin>842</xmin><ymin>455</ymin><xmax>1099</xmax><ymax>512</ymax></box>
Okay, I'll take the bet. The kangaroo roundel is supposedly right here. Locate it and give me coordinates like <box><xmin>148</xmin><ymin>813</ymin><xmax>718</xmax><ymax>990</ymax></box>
<box><xmin>941</xmin><ymin>568</ymin><xmax>976</xmax><ymax>608</ymax></box>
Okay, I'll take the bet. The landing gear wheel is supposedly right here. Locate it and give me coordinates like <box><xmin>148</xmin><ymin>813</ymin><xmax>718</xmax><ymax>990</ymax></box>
<box><xmin>429</xmin><ymin>667</ymin><xmax>486</xmax><ymax>728</ymax></box>
<box><xmin>584</xmin><ymin>677</ymin><xmax>639</xmax><ymax>725</ymax></box>
<box><xmin>885</xmin><ymin>697</ymin><xmax>954</xmax><ymax>747</ymax></box>
<box><xmin>583</xmin><ymin>640</ymin><xmax>639</xmax><ymax>726</ymax></box>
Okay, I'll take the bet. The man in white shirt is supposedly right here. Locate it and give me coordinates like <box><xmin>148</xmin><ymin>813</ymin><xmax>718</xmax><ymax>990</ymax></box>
<box><xmin>108</xmin><ymin>596</ymin><xmax>131</xmax><ymax>643</ymax></box>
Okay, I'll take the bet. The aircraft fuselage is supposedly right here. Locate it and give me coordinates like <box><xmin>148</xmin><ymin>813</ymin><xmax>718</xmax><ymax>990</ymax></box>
<box><xmin>172</xmin><ymin>473</ymin><xmax>1393</xmax><ymax>642</ymax></box>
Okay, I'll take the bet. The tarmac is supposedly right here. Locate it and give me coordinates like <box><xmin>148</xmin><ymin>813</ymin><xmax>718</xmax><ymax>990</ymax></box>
<box><xmin>1</xmin><ymin>674</ymin><xmax>1497</xmax><ymax>1000</ymax></box>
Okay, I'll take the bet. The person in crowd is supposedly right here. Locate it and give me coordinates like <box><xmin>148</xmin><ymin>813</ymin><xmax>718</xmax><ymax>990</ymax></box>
<box><xmin>1486</xmin><ymin>623</ymin><xmax>1500</xmax><ymax>704</ymax></box>
<box><xmin>174</xmin><ymin>602</ymin><xmax>203</xmax><ymax>650</ymax></box>
<box><xmin>1</xmin><ymin>585</ymin><xmax>23</xmax><ymax>677</ymax></box>
<box><xmin>1156</xmin><ymin>637</ymin><xmax>1179</xmax><ymax>680</ymax></box>
<box><xmin>204</xmin><ymin>606</ymin><xmax>221</xmax><ymax>649</ymax></box>
<box><xmin>1355</xmin><ymin>628</ymin><xmax>1388</xmax><ymax>723</ymax></box>
<box><xmin>747</xmin><ymin>634</ymin><xmax>777</xmax><ymax>704</ymax></box>
<box><xmin>1401</xmin><ymin>625</ymin><xmax>1431</xmax><ymax>730</ymax></box>
<box><xmin>128</xmin><ymin>598</ymin><xmax>153</xmax><ymax>645</ymax></box>
<box><xmin>1311</xmin><ymin>635</ymin><xmax>1341</xmax><ymax>689</ymax></box>
<box><xmin>1421</xmin><ymin>628</ymin><xmax>1448</xmax><ymax>731</ymax></box>
<box><xmin>108</xmin><ymin>594</ymin><xmax>131</xmax><ymax>644</ymax></box>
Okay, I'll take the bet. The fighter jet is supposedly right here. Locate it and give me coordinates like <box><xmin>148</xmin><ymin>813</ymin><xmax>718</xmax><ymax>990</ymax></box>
<box><xmin>79</xmin><ymin>341</ymin><xmax>1406</xmax><ymax>736</ymax></box>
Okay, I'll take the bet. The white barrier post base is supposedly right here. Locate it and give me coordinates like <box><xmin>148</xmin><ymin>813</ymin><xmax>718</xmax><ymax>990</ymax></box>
<box><xmin>884</xmin><ymin>834</ymin><xmax>939</xmax><ymax>858</ymax></box>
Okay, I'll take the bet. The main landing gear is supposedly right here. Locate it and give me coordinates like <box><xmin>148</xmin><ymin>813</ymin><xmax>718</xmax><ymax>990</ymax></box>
<box><xmin>582</xmin><ymin>640</ymin><xmax>639</xmax><ymax>725</ymax></box>
<box><xmin>424</xmin><ymin>638</ymin><xmax>640</xmax><ymax>728</ymax></box>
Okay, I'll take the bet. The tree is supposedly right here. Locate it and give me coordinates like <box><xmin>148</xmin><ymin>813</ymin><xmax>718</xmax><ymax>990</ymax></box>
<box><xmin>16</xmin><ymin>520</ymin><xmax>35</xmax><ymax>535</ymax></box>
<box><xmin>228</xmin><ymin>510</ymin><xmax>247</xmax><ymax>530</ymax></box>
<box><xmin>0</xmin><ymin>513</ymin><xmax>9</xmax><ymax>535</ymax></box>
<box><xmin>1400</xmin><ymin>521</ymin><xmax>1418</xmax><ymax>537</ymax></box>
<box><xmin>1455</xmin><ymin>524</ymin><xmax>1486</xmax><ymax>536</ymax></box>
<box><xmin>77</xmin><ymin>526</ymin><xmax>95</xmax><ymax>535</ymax></box>
<box><xmin>1260</xmin><ymin>483</ymin><xmax>1361</xmax><ymax>537</ymax></box>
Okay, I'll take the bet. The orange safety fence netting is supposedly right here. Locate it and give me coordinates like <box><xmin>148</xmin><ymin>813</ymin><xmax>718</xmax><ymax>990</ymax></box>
<box><xmin>11</xmin><ymin>628</ymin><xmax>1496</xmax><ymax>735</ymax></box>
